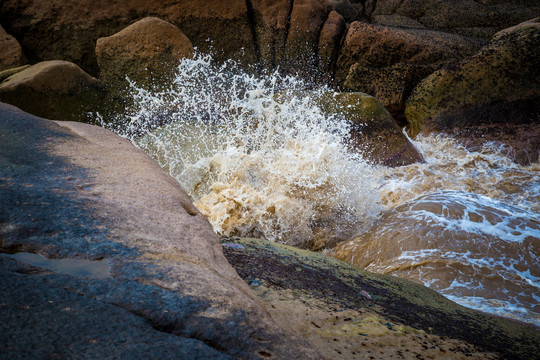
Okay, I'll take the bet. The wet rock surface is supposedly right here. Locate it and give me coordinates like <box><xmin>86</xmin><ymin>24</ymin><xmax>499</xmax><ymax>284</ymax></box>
<box><xmin>313</xmin><ymin>91</ymin><xmax>425</xmax><ymax>166</ymax></box>
<box><xmin>222</xmin><ymin>236</ymin><xmax>540</xmax><ymax>360</ymax></box>
<box><xmin>0</xmin><ymin>103</ymin><xmax>320</xmax><ymax>359</ymax></box>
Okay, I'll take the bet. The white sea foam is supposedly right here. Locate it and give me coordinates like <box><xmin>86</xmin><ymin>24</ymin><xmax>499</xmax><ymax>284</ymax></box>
<box><xmin>115</xmin><ymin>54</ymin><xmax>382</xmax><ymax>248</ymax></box>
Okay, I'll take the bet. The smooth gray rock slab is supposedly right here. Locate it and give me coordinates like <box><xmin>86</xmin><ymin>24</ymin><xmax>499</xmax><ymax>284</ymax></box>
<box><xmin>0</xmin><ymin>102</ymin><xmax>319</xmax><ymax>359</ymax></box>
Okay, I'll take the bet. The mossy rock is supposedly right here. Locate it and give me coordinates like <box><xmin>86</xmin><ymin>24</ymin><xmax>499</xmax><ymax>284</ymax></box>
<box><xmin>312</xmin><ymin>91</ymin><xmax>424</xmax><ymax>166</ymax></box>
<box><xmin>405</xmin><ymin>17</ymin><xmax>540</xmax><ymax>137</ymax></box>
<box><xmin>221</xmin><ymin>236</ymin><xmax>540</xmax><ymax>359</ymax></box>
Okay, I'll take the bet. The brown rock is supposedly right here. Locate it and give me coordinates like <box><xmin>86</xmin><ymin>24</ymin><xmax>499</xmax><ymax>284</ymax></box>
<box><xmin>336</xmin><ymin>21</ymin><xmax>483</xmax><ymax>119</ymax></box>
<box><xmin>343</xmin><ymin>63</ymin><xmax>434</xmax><ymax>123</ymax></box>
<box><xmin>404</xmin><ymin>18</ymin><xmax>540</xmax><ymax>163</ymax></box>
<box><xmin>249</xmin><ymin>0</ymin><xmax>292</xmax><ymax>69</ymax></box>
<box><xmin>280</xmin><ymin>0</ymin><xmax>329</xmax><ymax>74</ymax></box>
<box><xmin>96</xmin><ymin>17</ymin><xmax>194</xmax><ymax>86</ymax></box>
<box><xmin>224</xmin><ymin>237</ymin><xmax>540</xmax><ymax>360</ymax></box>
<box><xmin>336</xmin><ymin>21</ymin><xmax>482</xmax><ymax>82</ymax></box>
<box><xmin>0</xmin><ymin>24</ymin><xmax>26</xmax><ymax>71</ymax></box>
<box><xmin>0</xmin><ymin>0</ymin><xmax>256</xmax><ymax>75</ymax></box>
<box><xmin>0</xmin><ymin>64</ymin><xmax>30</xmax><ymax>83</ymax></box>
<box><xmin>318</xmin><ymin>11</ymin><xmax>346</xmax><ymax>76</ymax></box>
<box><xmin>314</xmin><ymin>91</ymin><xmax>424</xmax><ymax>166</ymax></box>
<box><xmin>0</xmin><ymin>60</ymin><xmax>104</xmax><ymax>121</ymax></box>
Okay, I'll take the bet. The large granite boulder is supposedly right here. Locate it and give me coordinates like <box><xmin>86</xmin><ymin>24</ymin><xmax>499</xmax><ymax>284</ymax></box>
<box><xmin>336</xmin><ymin>21</ymin><xmax>483</xmax><ymax>120</ymax></box>
<box><xmin>0</xmin><ymin>24</ymin><xmax>26</xmax><ymax>71</ymax></box>
<box><xmin>0</xmin><ymin>60</ymin><xmax>104</xmax><ymax>121</ymax></box>
<box><xmin>405</xmin><ymin>18</ymin><xmax>540</xmax><ymax>164</ymax></box>
<box><xmin>96</xmin><ymin>17</ymin><xmax>194</xmax><ymax>87</ymax></box>
<box><xmin>0</xmin><ymin>102</ymin><xmax>319</xmax><ymax>359</ymax></box>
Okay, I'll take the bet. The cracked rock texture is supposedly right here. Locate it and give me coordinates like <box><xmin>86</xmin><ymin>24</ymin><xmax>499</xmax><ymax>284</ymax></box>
<box><xmin>0</xmin><ymin>102</ymin><xmax>320</xmax><ymax>359</ymax></box>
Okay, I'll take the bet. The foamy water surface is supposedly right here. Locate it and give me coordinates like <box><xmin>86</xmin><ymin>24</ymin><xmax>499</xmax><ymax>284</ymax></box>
<box><xmin>101</xmin><ymin>54</ymin><xmax>540</xmax><ymax>326</ymax></box>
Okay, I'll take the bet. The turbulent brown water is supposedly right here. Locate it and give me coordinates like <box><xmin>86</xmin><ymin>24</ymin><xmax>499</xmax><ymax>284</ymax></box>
<box><xmin>102</xmin><ymin>54</ymin><xmax>540</xmax><ymax>327</ymax></box>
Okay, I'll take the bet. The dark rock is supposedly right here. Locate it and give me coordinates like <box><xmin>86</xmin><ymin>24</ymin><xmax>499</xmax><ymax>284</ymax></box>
<box><xmin>0</xmin><ymin>257</ymin><xmax>231</xmax><ymax>359</ymax></box>
<box><xmin>223</xmin><ymin>237</ymin><xmax>540</xmax><ymax>360</ymax></box>
<box><xmin>318</xmin><ymin>11</ymin><xmax>346</xmax><ymax>77</ymax></box>
<box><xmin>343</xmin><ymin>63</ymin><xmax>434</xmax><ymax>123</ymax></box>
<box><xmin>0</xmin><ymin>24</ymin><xmax>26</xmax><ymax>71</ymax></box>
<box><xmin>370</xmin><ymin>0</ymin><xmax>540</xmax><ymax>40</ymax></box>
<box><xmin>0</xmin><ymin>0</ymin><xmax>256</xmax><ymax>75</ymax></box>
<box><xmin>0</xmin><ymin>64</ymin><xmax>30</xmax><ymax>83</ymax></box>
<box><xmin>312</xmin><ymin>91</ymin><xmax>425</xmax><ymax>166</ymax></box>
<box><xmin>336</xmin><ymin>21</ymin><xmax>483</xmax><ymax>118</ymax></box>
<box><xmin>279</xmin><ymin>0</ymin><xmax>330</xmax><ymax>75</ymax></box>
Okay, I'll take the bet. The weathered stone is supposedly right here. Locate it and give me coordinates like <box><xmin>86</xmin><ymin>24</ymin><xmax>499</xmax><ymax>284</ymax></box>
<box><xmin>249</xmin><ymin>0</ymin><xmax>292</xmax><ymax>69</ymax></box>
<box><xmin>0</xmin><ymin>60</ymin><xmax>105</xmax><ymax>121</ymax></box>
<box><xmin>0</xmin><ymin>0</ymin><xmax>256</xmax><ymax>75</ymax></box>
<box><xmin>0</xmin><ymin>24</ymin><xmax>26</xmax><ymax>71</ymax></box>
<box><xmin>0</xmin><ymin>102</ymin><xmax>320</xmax><ymax>359</ymax></box>
<box><xmin>335</xmin><ymin>21</ymin><xmax>483</xmax><ymax>118</ymax></box>
<box><xmin>0</xmin><ymin>64</ymin><xmax>30</xmax><ymax>83</ymax></box>
<box><xmin>370</xmin><ymin>0</ymin><xmax>540</xmax><ymax>40</ymax></box>
<box><xmin>318</xmin><ymin>11</ymin><xmax>346</xmax><ymax>76</ymax></box>
<box><xmin>312</xmin><ymin>91</ymin><xmax>425</xmax><ymax>166</ymax></box>
<box><xmin>336</xmin><ymin>21</ymin><xmax>483</xmax><ymax>82</ymax></box>
<box><xmin>96</xmin><ymin>17</ymin><xmax>193</xmax><ymax>87</ymax></box>
<box><xmin>223</xmin><ymin>237</ymin><xmax>540</xmax><ymax>360</ymax></box>
<box><xmin>404</xmin><ymin>18</ymin><xmax>540</xmax><ymax>163</ymax></box>
<box><xmin>343</xmin><ymin>63</ymin><xmax>434</xmax><ymax>122</ymax></box>
<box><xmin>325</xmin><ymin>0</ymin><xmax>358</xmax><ymax>22</ymax></box>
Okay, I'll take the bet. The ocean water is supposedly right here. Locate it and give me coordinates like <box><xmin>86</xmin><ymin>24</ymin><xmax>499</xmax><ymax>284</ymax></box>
<box><xmin>102</xmin><ymin>54</ymin><xmax>540</xmax><ymax>327</ymax></box>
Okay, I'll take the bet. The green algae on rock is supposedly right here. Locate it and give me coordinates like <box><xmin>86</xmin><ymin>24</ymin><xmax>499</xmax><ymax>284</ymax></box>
<box><xmin>311</xmin><ymin>91</ymin><xmax>425</xmax><ymax>167</ymax></box>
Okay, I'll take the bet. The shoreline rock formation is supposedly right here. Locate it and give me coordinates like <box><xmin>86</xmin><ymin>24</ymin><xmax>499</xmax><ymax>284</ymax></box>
<box><xmin>1</xmin><ymin>103</ymin><xmax>537</xmax><ymax>359</ymax></box>
<box><xmin>1</xmin><ymin>1</ymin><xmax>539</xmax><ymax>358</ymax></box>
<box><xmin>0</xmin><ymin>102</ymin><xmax>320</xmax><ymax>359</ymax></box>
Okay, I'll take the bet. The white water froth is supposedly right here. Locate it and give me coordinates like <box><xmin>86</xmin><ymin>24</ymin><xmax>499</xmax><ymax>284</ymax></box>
<box><xmin>116</xmin><ymin>54</ymin><xmax>382</xmax><ymax>247</ymax></box>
